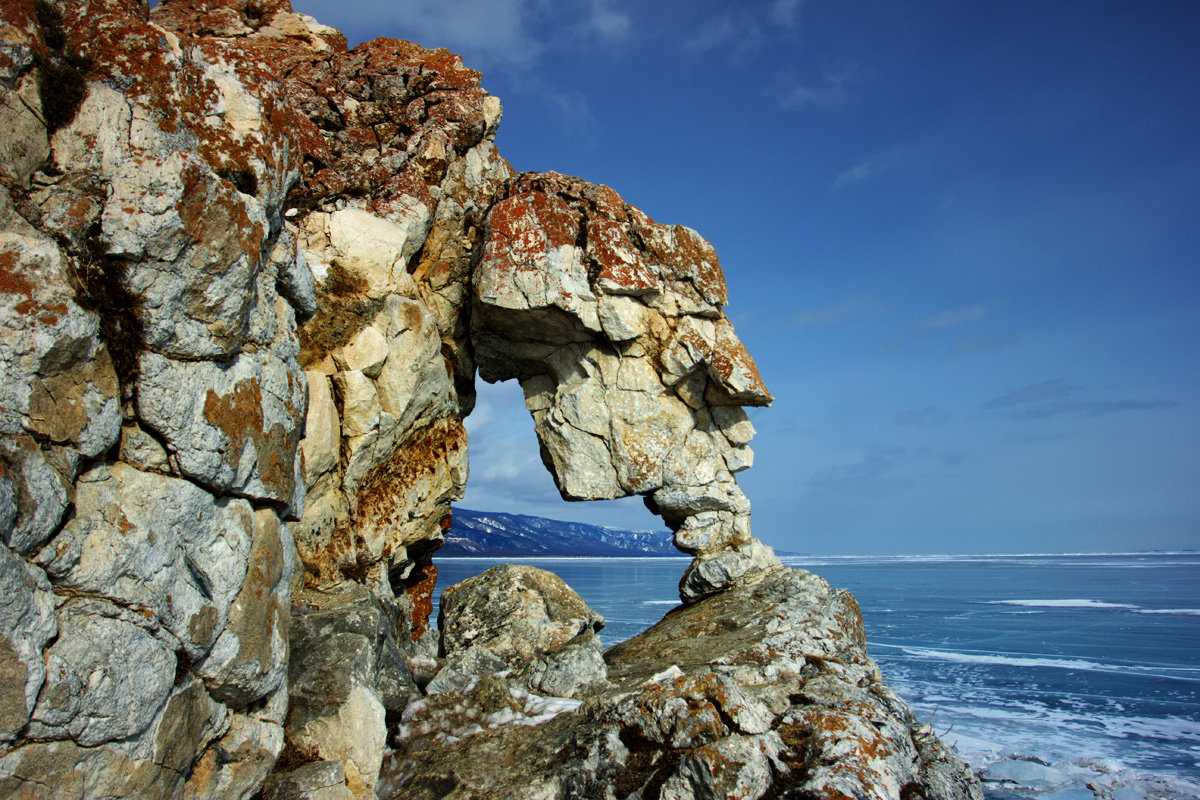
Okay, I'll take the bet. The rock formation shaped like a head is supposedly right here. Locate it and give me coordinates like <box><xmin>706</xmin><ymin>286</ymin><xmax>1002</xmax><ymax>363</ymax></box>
<box><xmin>470</xmin><ymin>173</ymin><xmax>780</xmax><ymax>600</ymax></box>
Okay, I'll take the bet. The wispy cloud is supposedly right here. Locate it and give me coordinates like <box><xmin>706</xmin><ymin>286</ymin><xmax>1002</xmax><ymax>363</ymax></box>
<box><xmin>582</xmin><ymin>0</ymin><xmax>632</xmax><ymax>42</ymax></box>
<box><xmin>463</xmin><ymin>385</ymin><xmax>562</xmax><ymax>505</ymax></box>
<box><xmin>351</xmin><ymin>0</ymin><xmax>541</xmax><ymax>68</ymax></box>
<box><xmin>808</xmin><ymin>447</ymin><xmax>911</xmax><ymax>497</ymax></box>
<box><xmin>917</xmin><ymin>304</ymin><xmax>988</xmax><ymax>329</ymax></box>
<box><xmin>790</xmin><ymin>296</ymin><xmax>874</xmax><ymax>326</ymax></box>
<box><xmin>297</xmin><ymin>0</ymin><xmax>631</xmax><ymax>70</ymax></box>
<box><xmin>947</xmin><ymin>333</ymin><xmax>1020</xmax><ymax>357</ymax></box>
<box><xmin>833</xmin><ymin>155</ymin><xmax>883</xmax><ymax>188</ymax></box>
<box><xmin>879</xmin><ymin>301</ymin><xmax>1017</xmax><ymax>359</ymax></box>
<box><xmin>779</xmin><ymin>66</ymin><xmax>856</xmax><ymax>109</ymax></box>
<box><xmin>682</xmin><ymin>12</ymin><xmax>764</xmax><ymax>57</ymax></box>
<box><xmin>985</xmin><ymin>379</ymin><xmax>1078</xmax><ymax>409</ymax></box>
<box><xmin>984</xmin><ymin>379</ymin><xmax>1178</xmax><ymax>420</ymax></box>
<box><xmin>685</xmin><ymin>2</ymin><xmax>803</xmax><ymax>59</ymax></box>
<box><xmin>1007</xmin><ymin>398</ymin><xmax>1178</xmax><ymax>421</ymax></box>
<box><xmin>769</xmin><ymin>0</ymin><xmax>804</xmax><ymax>28</ymax></box>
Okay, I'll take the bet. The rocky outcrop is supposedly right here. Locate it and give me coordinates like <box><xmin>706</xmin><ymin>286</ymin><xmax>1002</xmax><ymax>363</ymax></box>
<box><xmin>0</xmin><ymin>0</ymin><xmax>982</xmax><ymax>798</ymax></box>
<box><xmin>379</xmin><ymin>566</ymin><xmax>982</xmax><ymax>800</ymax></box>
<box><xmin>472</xmin><ymin>173</ymin><xmax>778</xmax><ymax>602</ymax></box>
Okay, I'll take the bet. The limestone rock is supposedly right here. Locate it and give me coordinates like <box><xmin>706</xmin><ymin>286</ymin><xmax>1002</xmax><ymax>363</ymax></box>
<box><xmin>284</xmin><ymin>584</ymin><xmax>420</xmax><ymax>798</ymax></box>
<box><xmin>439</xmin><ymin>564</ymin><xmax>605</xmax><ymax>666</ymax></box>
<box><xmin>273</xmin><ymin>226</ymin><xmax>319</xmax><ymax>320</ymax></box>
<box><xmin>431</xmin><ymin>564</ymin><xmax>609</xmax><ymax>700</ymax></box>
<box><xmin>679</xmin><ymin>539</ymin><xmax>782</xmax><ymax>603</ymax></box>
<box><xmin>0</xmin><ymin>223</ymin><xmax>120</xmax><ymax>465</ymax></box>
<box><xmin>37</xmin><ymin>463</ymin><xmax>255</xmax><ymax>659</ymax></box>
<box><xmin>525</xmin><ymin>629</ymin><xmax>608</xmax><ymax>699</ymax></box>
<box><xmin>198</xmin><ymin>509</ymin><xmax>295</xmax><ymax>707</ymax></box>
<box><xmin>98</xmin><ymin>150</ymin><xmax>269</xmax><ymax>359</ymax></box>
<box><xmin>0</xmin><ymin>71</ymin><xmax>48</xmax><ymax>186</ymax></box>
<box><xmin>424</xmin><ymin>642</ymin><xmax>506</xmax><ymax>695</ymax></box>
<box><xmin>380</xmin><ymin>567</ymin><xmax>982</xmax><ymax>800</ymax></box>
<box><xmin>332</xmin><ymin>325</ymin><xmax>389</xmax><ymax>378</ymax></box>
<box><xmin>184</xmin><ymin>695</ymin><xmax>288</xmax><ymax>800</ymax></box>
<box><xmin>0</xmin><ymin>677</ymin><xmax>227</xmax><ymax>800</ymax></box>
<box><xmin>286</xmin><ymin>685</ymin><xmax>385</xmax><ymax>800</ymax></box>
<box><xmin>265</xmin><ymin>760</ymin><xmax>356</xmax><ymax>800</ymax></box>
<box><xmin>27</xmin><ymin>604</ymin><xmax>176</xmax><ymax>746</ymax></box>
<box><xmin>332</xmin><ymin>370</ymin><xmax>380</xmax><ymax>438</ymax></box>
<box><xmin>659</xmin><ymin>734</ymin><xmax>782</xmax><ymax>800</ymax></box>
<box><xmin>118</xmin><ymin>422</ymin><xmax>171</xmax><ymax>473</ymax></box>
<box><xmin>0</xmin><ymin>544</ymin><xmax>56</xmax><ymax>742</ymax></box>
<box><xmin>302</xmin><ymin>371</ymin><xmax>340</xmax><ymax>485</ymax></box>
<box><xmin>137</xmin><ymin>345</ymin><xmax>306</xmax><ymax>508</ymax></box>
<box><xmin>0</xmin><ymin>437</ymin><xmax>76</xmax><ymax>555</ymax></box>
<box><xmin>471</xmin><ymin>172</ymin><xmax>774</xmax><ymax>595</ymax></box>
<box><xmin>325</xmin><ymin>207</ymin><xmax>430</xmax><ymax>297</ymax></box>
<box><xmin>0</xmin><ymin>3</ymin><xmax>982</xmax><ymax>799</ymax></box>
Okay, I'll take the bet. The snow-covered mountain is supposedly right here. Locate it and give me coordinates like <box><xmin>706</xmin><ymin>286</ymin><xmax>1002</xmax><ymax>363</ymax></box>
<box><xmin>441</xmin><ymin>507</ymin><xmax>678</xmax><ymax>557</ymax></box>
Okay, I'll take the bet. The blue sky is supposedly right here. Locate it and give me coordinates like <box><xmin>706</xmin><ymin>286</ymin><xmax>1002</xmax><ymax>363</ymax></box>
<box><xmin>293</xmin><ymin>0</ymin><xmax>1200</xmax><ymax>554</ymax></box>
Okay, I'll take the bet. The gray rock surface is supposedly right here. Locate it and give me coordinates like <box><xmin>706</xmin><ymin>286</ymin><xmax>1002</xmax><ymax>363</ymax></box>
<box><xmin>27</xmin><ymin>603</ymin><xmax>176</xmax><ymax>746</ymax></box>
<box><xmin>470</xmin><ymin>173</ymin><xmax>780</xmax><ymax>599</ymax></box>
<box><xmin>439</xmin><ymin>564</ymin><xmax>605</xmax><ymax>664</ymax></box>
<box><xmin>0</xmin><ymin>544</ymin><xmax>56</xmax><ymax>742</ymax></box>
<box><xmin>434</xmin><ymin>564</ymin><xmax>609</xmax><ymax>699</ymax></box>
<box><xmin>36</xmin><ymin>463</ymin><xmax>255</xmax><ymax>660</ymax></box>
<box><xmin>381</xmin><ymin>566</ymin><xmax>984</xmax><ymax>800</ymax></box>
<box><xmin>283</xmin><ymin>583</ymin><xmax>420</xmax><ymax>798</ymax></box>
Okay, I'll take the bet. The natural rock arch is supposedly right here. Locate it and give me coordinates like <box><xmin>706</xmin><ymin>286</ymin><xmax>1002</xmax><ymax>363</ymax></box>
<box><xmin>469</xmin><ymin>172</ymin><xmax>780</xmax><ymax>601</ymax></box>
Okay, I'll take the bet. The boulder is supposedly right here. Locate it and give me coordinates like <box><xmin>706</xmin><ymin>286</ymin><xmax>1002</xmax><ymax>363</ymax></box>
<box><xmin>26</xmin><ymin>604</ymin><xmax>177</xmax><ymax>746</ymax></box>
<box><xmin>264</xmin><ymin>760</ymin><xmax>356</xmax><ymax>800</ymax></box>
<box><xmin>439</xmin><ymin>564</ymin><xmax>605</xmax><ymax>667</ymax></box>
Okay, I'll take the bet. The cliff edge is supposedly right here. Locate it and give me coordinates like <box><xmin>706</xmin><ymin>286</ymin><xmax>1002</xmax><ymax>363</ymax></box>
<box><xmin>0</xmin><ymin>0</ymin><xmax>982</xmax><ymax>797</ymax></box>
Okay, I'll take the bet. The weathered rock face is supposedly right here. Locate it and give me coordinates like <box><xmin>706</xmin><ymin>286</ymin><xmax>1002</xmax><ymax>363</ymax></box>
<box><xmin>0</xmin><ymin>0</ymin><xmax>324</xmax><ymax>795</ymax></box>
<box><xmin>434</xmin><ymin>564</ymin><xmax>608</xmax><ymax>698</ymax></box>
<box><xmin>380</xmin><ymin>566</ymin><xmax>983</xmax><ymax>800</ymax></box>
<box><xmin>0</xmin><ymin>1</ymin><xmax>982</xmax><ymax>798</ymax></box>
<box><xmin>472</xmin><ymin>173</ymin><xmax>777</xmax><ymax>601</ymax></box>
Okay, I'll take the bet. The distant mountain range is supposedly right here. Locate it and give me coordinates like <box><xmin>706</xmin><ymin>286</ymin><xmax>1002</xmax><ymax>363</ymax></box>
<box><xmin>441</xmin><ymin>507</ymin><xmax>679</xmax><ymax>557</ymax></box>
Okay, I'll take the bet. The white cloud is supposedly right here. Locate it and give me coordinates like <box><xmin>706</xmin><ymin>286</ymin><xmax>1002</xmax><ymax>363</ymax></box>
<box><xmin>374</xmin><ymin>0</ymin><xmax>541</xmax><ymax>68</ymax></box>
<box><xmin>833</xmin><ymin>155</ymin><xmax>881</xmax><ymax>188</ymax></box>
<box><xmin>297</xmin><ymin>0</ymin><xmax>631</xmax><ymax>71</ymax></box>
<box><xmin>584</xmin><ymin>0</ymin><xmax>632</xmax><ymax>42</ymax></box>
<box><xmin>683</xmin><ymin>12</ymin><xmax>764</xmax><ymax>56</ymax></box>
<box><xmin>460</xmin><ymin>381</ymin><xmax>662</xmax><ymax>531</ymax></box>
<box><xmin>779</xmin><ymin>67</ymin><xmax>856</xmax><ymax>109</ymax></box>
<box><xmin>790</xmin><ymin>296</ymin><xmax>874</xmax><ymax>326</ymax></box>
<box><xmin>685</xmin><ymin>0</ymin><xmax>803</xmax><ymax>55</ymax></box>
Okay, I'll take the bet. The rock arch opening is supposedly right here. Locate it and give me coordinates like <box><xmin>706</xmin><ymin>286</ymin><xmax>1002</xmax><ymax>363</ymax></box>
<box><xmin>467</xmin><ymin>172</ymin><xmax>780</xmax><ymax>602</ymax></box>
<box><xmin>456</xmin><ymin>378</ymin><xmax>665</xmax><ymax>543</ymax></box>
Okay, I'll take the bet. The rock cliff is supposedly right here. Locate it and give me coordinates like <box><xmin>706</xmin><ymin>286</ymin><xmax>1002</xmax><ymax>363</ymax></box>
<box><xmin>0</xmin><ymin>0</ymin><xmax>982</xmax><ymax>797</ymax></box>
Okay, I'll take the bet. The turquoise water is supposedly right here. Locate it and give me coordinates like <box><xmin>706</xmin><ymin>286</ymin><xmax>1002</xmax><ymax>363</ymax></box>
<box><xmin>433</xmin><ymin>553</ymin><xmax>1200</xmax><ymax>795</ymax></box>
